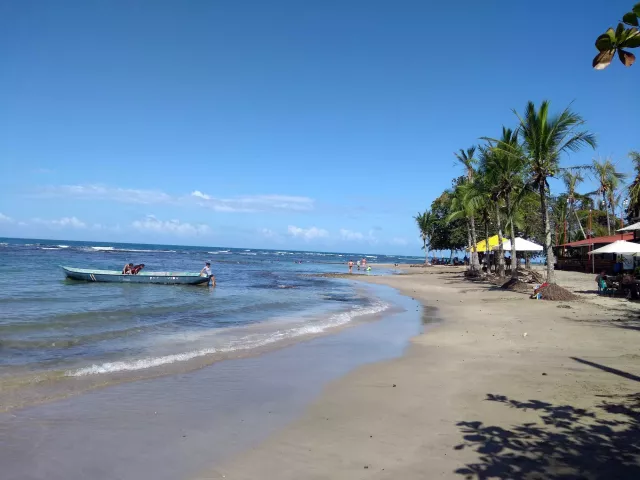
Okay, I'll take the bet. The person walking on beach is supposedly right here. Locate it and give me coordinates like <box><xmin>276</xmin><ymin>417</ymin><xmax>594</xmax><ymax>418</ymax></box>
<box><xmin>200</xmin><ymin>261</ymin><xmax>215</xmax><ymax>286</ymax></box>
<box><xmin>348</xmin><ymin>260</ymin><xmax>354</xmax><ymax>273</ymax></box>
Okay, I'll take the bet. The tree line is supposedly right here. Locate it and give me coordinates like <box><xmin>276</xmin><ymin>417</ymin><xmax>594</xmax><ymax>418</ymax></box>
<box><xmin>414</xmin><ymin>100</ymin><xmax>639</xmax><ymax>285</ymax></box>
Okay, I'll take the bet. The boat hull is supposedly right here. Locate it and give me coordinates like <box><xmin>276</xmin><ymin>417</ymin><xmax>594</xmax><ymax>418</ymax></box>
<box><xmin>62</xmin><ymin>267</ymin><xmax>211</xmax><ymax>285</ymax></box>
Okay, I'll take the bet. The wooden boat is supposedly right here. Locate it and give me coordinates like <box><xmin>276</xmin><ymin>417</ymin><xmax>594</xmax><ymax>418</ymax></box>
<box><xmin>62</xmin><ymin>266</ymin><xmax>211</xmax><ymax>285</ymax></box>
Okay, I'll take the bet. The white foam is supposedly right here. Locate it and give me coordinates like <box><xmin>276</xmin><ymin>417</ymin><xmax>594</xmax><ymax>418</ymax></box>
<box><xmin>67</xmin><ymin>301</ymin><xmax>390</xmax><ymax>377</ymax></box>
<box><xmin>90</xmin><ymin>246</ymin><xmax>115</xmax><ymax>251</ymax></box>
<box><xmin>57</xmin><ymin>245</ymin><xmax>70</xmax><ymax>248</ymax></box>
<box><xmin>209</xmin><ymin>250</ymin><xmax>230</xmax><ymax>254</ymax></box>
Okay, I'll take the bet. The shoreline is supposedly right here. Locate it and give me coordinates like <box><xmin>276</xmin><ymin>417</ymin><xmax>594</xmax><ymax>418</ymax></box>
<box><xmin>200</xmin><ymin>267</ymin><xmax>640</xmax><ymax>479</ymax></box>
<box><xmin>0</xmin><ymin>282</ymin><xmax>399</xmax><ymax>413</ymax></box>
<box><xmin>0</xmin><ymin>284</ymin><xmax>426</xmax><ymax>480</ymax></box>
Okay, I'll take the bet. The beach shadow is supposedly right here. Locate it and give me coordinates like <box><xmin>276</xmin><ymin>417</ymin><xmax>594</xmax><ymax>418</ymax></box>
<box><xmin>571</xmin><ymin>357</ymin><xmax>640</xmax><ymax>383</ymax></box>
<box><xmin>454</xmin><ymin>393</ymin><xmax>640</xmax><ymax>479</ymax></box>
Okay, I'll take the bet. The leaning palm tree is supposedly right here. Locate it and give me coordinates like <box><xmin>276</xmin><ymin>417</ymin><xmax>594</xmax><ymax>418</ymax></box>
<box><xmin>414</xmin><ymin>210</ymin><xmax>435</xmax><ymax>264</ymax></box>
<box><xmin>509</xmin><ymin>101</ymin><xmax>597</xmax><ymax>284</ymax></box>
<box><xmin>591</xmin><ymin>158</ymin><xmax>626</xmax><ymax>234</ymax></box>
<box><xmin>454</xmin><ymin>147</ymin><xmax>480</xmax><ymax>270</ymax></box>
<box><xmin>562</xmin><ymin>170</ymin><xmax>587</xmax><ymax>240</ymax></box>
<box><xmin>481</xmin><ymin>127</ymin><xmax>527</xmax><ymax>279</ymax></box>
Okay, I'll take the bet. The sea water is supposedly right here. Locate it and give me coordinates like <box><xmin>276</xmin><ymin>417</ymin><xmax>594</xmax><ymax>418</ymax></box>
<box><xmin>0</xmin><ymin>238</ymin><xmax>419</xmax><ymax>407</ymax></box>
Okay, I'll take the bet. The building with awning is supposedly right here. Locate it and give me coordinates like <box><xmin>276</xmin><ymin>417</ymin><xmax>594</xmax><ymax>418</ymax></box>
<box><xmin>555</xmin><ymin>232</ymin><xmax>635</xmax><ymax>273</ymax></box>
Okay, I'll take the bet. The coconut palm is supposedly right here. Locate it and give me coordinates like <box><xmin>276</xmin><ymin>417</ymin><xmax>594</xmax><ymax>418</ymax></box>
<box><xmin>454</xmin><ymin>147</ymin><xmax>480</xmax><ymax>271</ymax></box>
<box><xmin>481</xmin><ymin>128</ymin><xmax>527</xmax><ymax>278</ymax></box>
<box><xmin>414</xmin><ymin>210</ymin><xmax>435</xmax><ymax>264</ymax></box>
<box><xmin>591</xmin><ymin>158</ymin><xmax>626</xmax><ymax>234</ymax></box>
<box><xmin>509</xmin><ymin>101</ymin><xmax>597</xmax><ymax>284</ymax></box>
<box><xmin>562</xmin><ymin>170</ymin><xmax>587</xmax><ymax>240</ymax></box>
<box><xmin>447</xmin><ymin>182</ymin><xmax>482</xmax><ymax>271</ymax></box>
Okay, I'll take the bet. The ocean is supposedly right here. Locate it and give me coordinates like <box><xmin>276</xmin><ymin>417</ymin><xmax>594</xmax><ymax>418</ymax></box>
<box><xmin>0</xmin><ymin>237</ymin><xmax>420</xmax><ymax>409</ymax></box>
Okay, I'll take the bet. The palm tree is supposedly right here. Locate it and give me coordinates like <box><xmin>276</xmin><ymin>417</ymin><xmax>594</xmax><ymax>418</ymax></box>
<box><xmin>509</xmin><ymin>101</ymin><xmax>597</xmax><ymax>284</ymax></box>
<box><xmin>448</xmin><ymin>182</ymin><xmax>481</xmax><ymax>271</ymax></box>
<box><xmin>627</xmin><ymin>151</ymin><xmax>640</xmax><ymax>221</ymax></box>
<box><xmin>591</xmin><ymin>158</ymin><xmax>626</xmax><ymax>234</ymax></box>
<box><xmin>454</xmin><ymin>147</ymin><xmax>480</xmax><ymax>271</ymax></box>
<box><xmin>414</xmin><ymin>210</ymin><xmax>435</xmax><ymax>264</ymax></box>
<box><xmin>562</xmin><ymin>170</ymin><xmax>587</xmax><ymax>240</ymax></box>
<box><xmin>481</xmin><ymin>127</ymin><xmax>527</xmax><ymax>279</ymax></box>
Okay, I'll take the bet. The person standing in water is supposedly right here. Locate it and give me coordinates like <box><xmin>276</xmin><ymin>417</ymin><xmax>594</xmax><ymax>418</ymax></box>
<box><xmin>200</xmin><ymin>261</ymin><xmax>215</xmax><ymax>286</ymax></box>
<box><xmin>348</xmin><ymin>260</ymin><xmax>354</xmax><ymax>273</ymax></box>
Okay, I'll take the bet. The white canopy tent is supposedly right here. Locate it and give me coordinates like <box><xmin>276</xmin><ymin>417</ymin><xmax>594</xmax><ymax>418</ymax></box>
<box><xmin>588</xmin><ymin>240</ymin><xmax>640</xmax><ymax>255</ymax></box>
<box><xmin>617</xmin><ymin>222</ymin><xmax>640</xmax><ymax>232</ymax></box>
<box><xmin>491</xmin><ymin>237</ymin><xmax>543</xmax><ymax>252</ymax></box>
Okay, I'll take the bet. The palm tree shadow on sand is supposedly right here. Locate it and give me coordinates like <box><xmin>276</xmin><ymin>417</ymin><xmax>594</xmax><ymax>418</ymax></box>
<box><xmin>454</xmin><ymin>392</ymin><xmax>640</xmax><ymax>479</ymax></box>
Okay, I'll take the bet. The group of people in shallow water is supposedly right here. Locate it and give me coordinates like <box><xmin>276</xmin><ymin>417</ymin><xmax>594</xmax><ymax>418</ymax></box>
<box><xmin>347</xmin><ymin>257</ymin><xmax>372</xmax><ymax>273</ymax></box>
<box><xmin>122</xmin><ymin>263</ymin><xmax>145</xmax><ymax>275</ymax></box>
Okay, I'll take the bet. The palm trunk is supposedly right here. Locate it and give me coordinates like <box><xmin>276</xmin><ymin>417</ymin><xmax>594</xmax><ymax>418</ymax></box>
<box><xmin>609</xmin><ymin>198</ymin><xmax>618</xmax><ymax>231</ymax></box>
<box><xmin>506</xmin><ymin>192</ymin><xmax>518</xmax><ymax>279</ymax></box>
<box><xmin>469</xmin><ymin>215</ymin><xmax>479</xmax><ymax>270</ymax></box>
<box><xmin>484</xmin><ymin>217</ymin><xmax>490</xmax><ymax>272</ymax></box>
<box><xmin>495</xmin><ymin>201</ymin><xmax>505</xmax><ymax>277</ymax></box>
<box><xmin>572</xmin><ymin>202</ymin><xmax>586</xmax><ymax>239</ymax></box>
<box><xmin>603</xmin><ymin>192</ymin><xmax>611</xmax><ymax>235</ymax></box>
<box><xmin>466</xmin><ymin>220</ymin><xmax>473</xmax><ymax>271</ymax></box>
<box><xmin>423</xmin><ymin>236</ymin><xmax>428</xmax><ymax>264</ymax></box>
<box><xmin>540</xmin><ymin>182</ymin><xmax>555</xmax><ymax>284</ymax></box>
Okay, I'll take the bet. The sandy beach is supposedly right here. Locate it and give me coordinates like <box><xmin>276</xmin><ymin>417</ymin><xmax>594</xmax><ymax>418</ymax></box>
<box><xmin>199</xmin><ymin>266</ymin><xmax>640</xmax><ymax>479</ymax></box>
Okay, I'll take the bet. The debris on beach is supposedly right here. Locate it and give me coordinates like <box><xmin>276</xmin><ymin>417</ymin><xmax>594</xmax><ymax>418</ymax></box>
<box><xmin>500</xmin><ymin>278</ymin><xmax>532</xmax><ymax>293</ymax></box>
<box><xmin>536</xmin><ymin>284</ymin><xmax>579</xmax><ymax>301</ymax></box>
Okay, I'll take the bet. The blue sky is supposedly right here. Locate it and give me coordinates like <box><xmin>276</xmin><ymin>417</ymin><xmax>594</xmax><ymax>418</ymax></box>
<box><xmin>0</xmin><ymin>0</ymin><xmax>638</xmax><ymax>254</ymax></box>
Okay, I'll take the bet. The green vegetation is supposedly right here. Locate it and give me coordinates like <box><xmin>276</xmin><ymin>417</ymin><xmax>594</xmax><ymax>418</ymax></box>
<box><xmin>593</xmin><ymin>3</ymin><xmax>640</xmax><ymax>69</ymax></box>
<box><xmin>414</xmin><ymin>100</ymin><xmax>640</xmax><ymax>285</ymax></box>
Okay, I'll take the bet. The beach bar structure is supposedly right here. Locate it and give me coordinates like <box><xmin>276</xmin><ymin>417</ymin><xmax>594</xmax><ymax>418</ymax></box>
<box><xmin>555</xmin><ymin>232</ymin><xmax>635</xmax><ymax>274</ymax></box>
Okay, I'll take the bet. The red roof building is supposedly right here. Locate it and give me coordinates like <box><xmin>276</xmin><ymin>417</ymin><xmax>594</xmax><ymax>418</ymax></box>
<box><xmin>555</xmin><ymin>232</ymin><xmax>637</xmax><ymax>274</ymax></box>
<box><xmin>558</xmin><ymin>232</ymin><xmax>634</xmax><ymax>248</ymax></box>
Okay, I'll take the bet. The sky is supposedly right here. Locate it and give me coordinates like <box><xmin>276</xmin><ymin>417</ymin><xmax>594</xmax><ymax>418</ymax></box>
<box><xmin>0</xmin><ymin>0</ymin><xmax>638</xmax><ymax>254</ymax></box>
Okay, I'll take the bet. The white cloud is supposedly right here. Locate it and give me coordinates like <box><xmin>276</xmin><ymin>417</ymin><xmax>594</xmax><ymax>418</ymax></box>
<box><xmin>390</xmin><ymin>237</ymin><xmax>408</xmax><ymax>246</ymax></box>
<box><xmin>288</xmin><ymin>225</ymin><xmax>329</xmax><ymax>240</ymax></box>
<box><xmin>132</xmin><ymin>215</ymin><xmax>211</xmax><ymax>236</ymax></box>
<box><xmin>39</xmin><ymin>185</ymin><xmax>314</xmax><ymax>213</ymax></box>
<box><xmin>340</xmin><ymin>228</ymin><xmax>378</xmax><ymax>244</ymax></box>
<box><xmin>42</xmin><ymin>185</ymin><xmax>174</xmax><ymax>205</ymax></box>
<box><xmin>33</xmin><ymin>217</ymin><xmax>87</xmax><ymax>228</ymax></box>
<box><xmin>259</xmin><ymin>228</ymin><xmax>277</xmax><ymax>238</ymax></box>
<box><xmin>340</xmin><ymin>229</ymin><xmax>365</xmax><ymax>241</ymax></box>
<box><xmin>191</xmin><ymin>191</ymin><xmax>314</xmax><ymax>213</ymax></box>
<box><xmin>0</xmin><ymin>213</ymin><xmax>13</xmax><ymax>223</ymax></box>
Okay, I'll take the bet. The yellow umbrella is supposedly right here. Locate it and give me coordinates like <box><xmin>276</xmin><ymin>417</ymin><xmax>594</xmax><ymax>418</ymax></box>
<box><xmin>467</xmin><ymin>235</ymin><xmax>506</xmax><ymax>252</ymax></box>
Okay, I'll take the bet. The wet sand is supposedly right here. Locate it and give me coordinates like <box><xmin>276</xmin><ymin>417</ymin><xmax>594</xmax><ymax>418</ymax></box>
<box><xmin>0</xmin><ymin>284</ymin><xmax>423</xmax><ymax>480</ymax></box>
<box><xmin>201</xmin><ymin>267</ymin><xmax>640</xmax><ymax>479</ymax></box>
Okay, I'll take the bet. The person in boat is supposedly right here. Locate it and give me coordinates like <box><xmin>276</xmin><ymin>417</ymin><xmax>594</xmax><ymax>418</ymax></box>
<box><xmin>200</xmin><ymin>261</ymin><xmax>215</xmax><ymax>286</ymax></box>
<box><xmin>131</xmin><ymin>264</ymin><xmax>145</xmax><ymax>275</ymax></box>
<box><xmin>122</xmin><ymin>263</ymin><xmax>133</xmax><ymax>274</ymax></box>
